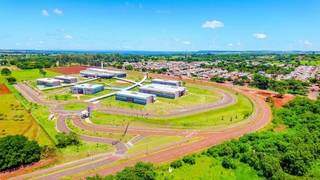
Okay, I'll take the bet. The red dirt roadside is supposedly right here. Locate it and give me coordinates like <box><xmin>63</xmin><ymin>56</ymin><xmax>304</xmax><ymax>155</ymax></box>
<box><xmin>48</xmin><ymin>66</ymin><xmax>88</xmax><ymax>74</ymax></box>
<box><xmin>0</xmin><ymin>83</ymin><xmax>10</xmax><ymax>95</ymax></box>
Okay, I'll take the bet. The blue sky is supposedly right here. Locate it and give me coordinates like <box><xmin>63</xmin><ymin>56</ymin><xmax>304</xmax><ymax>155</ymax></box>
<box><xmin>0</xmin><ymin>0</ymin><xmax>319</xmax><ymax>51</ymax></box>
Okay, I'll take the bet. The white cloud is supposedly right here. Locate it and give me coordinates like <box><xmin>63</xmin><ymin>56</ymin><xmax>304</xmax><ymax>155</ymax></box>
<box><xmin>53</xmin><ymin>8</ymin><xmax>63</xmax><ymax>15</ymax></box>
<box><xmin>202</xmin><ymin>20</ymin><xmax>224</xmax><ymax>29</ymax></box>
<box><xmin>39</xmin><ymin>41</ymin><xmax>44</xmax><ymax>44</ymax></box>
<box><xmin>182</xmin><ymin>41</ymin><xmax>191</xmax><ymax>45</ymax></box>
<box><xmin>42</xmin><ymin>9</ymin><xmax>49</xmax><ymax>16</ymax></box>
<box><xmin>228</xmin><ymin>43</ymin><xmax>233</xmax><ymax>47</ymax></box>
<box><xmin>64</xmin><ymin>34</ymin><xmax>73</xmax><ymax>39</ymax></box>
<box><xmin>303</xmin><ymin>40</ymin><xmax>312</xmax><ymax>46</ymax></box>
<box><xmin>253</xmin><ymin>33</ymin><xmax>267</xmax><ymax>39</ymax></box>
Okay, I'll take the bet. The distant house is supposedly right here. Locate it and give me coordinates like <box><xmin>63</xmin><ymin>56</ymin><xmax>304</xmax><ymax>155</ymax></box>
<box><xmin>115</xmin><ymin>91</ymin><xmax>156</xmax><ymax>105</ymax></box>
<box><xmin>139</xmin><ymin>84</ymin><xmax>186</xmax><ymax>99</ymax></box>
<box><xmin>80</xmin><ymin>68</ymin><xmax>126</xmax><ymax>78</ymax></box>
<box><xmin>71</xmin><ymin>83</ymin><xmax>104</xmax><ymax>94</ymax></box>
<box><xmin>152</xmin><ymin>79</ymin><xmax>182</xmax><ymax>86</ymax></box>
<box><xmin>55</xmin><ymin>75</ymin><xmax>77</xmax><ymax>83</ymax></box>
<box><xmin>37</xmin><ymin>78</ymin><xmax>61</xmax><ymax>87</ymax></box>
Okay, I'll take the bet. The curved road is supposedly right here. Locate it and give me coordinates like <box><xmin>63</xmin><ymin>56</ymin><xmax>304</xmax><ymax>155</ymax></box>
<box><xmin>12</xmin><ymin>78</ymin><xmax>272</xmax><ymax>179</ymax></box>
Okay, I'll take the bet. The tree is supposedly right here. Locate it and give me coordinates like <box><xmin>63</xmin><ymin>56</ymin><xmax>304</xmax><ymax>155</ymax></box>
<box><xmin>170</xmin><ymin>159</ymin><xmax>183</xmax><ymax>168</ymax></box>
<box><xmin>125</xmin><ymin>64</ymin><xmax>133</xmax><ymax>70</ymax></box>
<box><xmin>55</xmin><ymin>132</ymin><xmax>80</xmax><ymax>148</ymax></box>
<box><xmin>221</xmin><ymin>158</ymin><xmax>236</xmax><ymax>169</ymax></box>
<box><xmin>0</xmin><ymin>135</ymin><xmax>41</xmax><ymax>171</ymax></box>
<box><xmin>1</xmin><ymin>68</ymin><xmax>11</xmax><ymax>76</ymax></box>
<box><xmin>39</xmin><ymin>68</ymin><xmax>47</xmax><ymax>77</ymax></box>
<box><xmin>6</xmin><ymin>76</ymin><xmax>16</xmax><ymax>84</ymax></box>
<box><xmin>280</xmin><ymin>152</ymin><xmax>308</xmax><ymax>176</ymax></box>
<box><xmin>115</xmin><ymin>162</ymin><xmax>156</xmax><ymax>180</ymax></box>
<box><xmin>182</xmin><ymin>155</ymin><xmax>196</xmax><ymax>165</ymax></box>
<box><xmin>251</xmin><ymin>74</ymin><xmax>270</xmax><ymax>90</ymax></box>
<box><xmin>210</xmin><ymin>76</ymin><xmax>226</xmax><ymax>83</ymax></box>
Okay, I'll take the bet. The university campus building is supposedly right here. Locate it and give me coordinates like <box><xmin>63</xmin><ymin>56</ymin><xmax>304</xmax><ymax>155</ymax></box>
<box><xmin>71</xmin><ymin>83</ymin><xmax>104</xmax><ymax>94</ymax></box>
<box><xmin>80</xmin><ymin>68</ymin><xmax>126</xmax><ymax>78</ymax></box>
<box><xmin>152</xmin><ymin>79</ymin><xmax>182</xmax><ymax>86</ymax></box>
<box><xmin>115</xmin><ymin>90</ymin><xmax>156</xmax><ymax>105</ymax></box>
<box><xmin>54</xmin><ymin>75</ymin><xmax>78</xmax><ymax>83</ymax></box>
<box><xmin>37</xmin><ymin>78</ymin><xmax>61</xmax><ymax>87</ymax></box>
<box><xmin>139</xmin><ymin>84</ymin><xmax>186</xmax><ymax>99</ymax></box>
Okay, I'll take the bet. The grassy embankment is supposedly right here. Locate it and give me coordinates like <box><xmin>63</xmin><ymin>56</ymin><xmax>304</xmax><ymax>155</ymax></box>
<box><xmin>92</xmin><ymin>92</ymin><xmax>252</xmax><ymax>129</ymax></box>
<box><xmin>156</xmin><ymin>155</ymin><xmax>260</xmax><ymax>180</ymax></box>
<box><xmin>0</xmin><ymin>69</ymin><xmax>114</xmax><ymax>163</ymax></box>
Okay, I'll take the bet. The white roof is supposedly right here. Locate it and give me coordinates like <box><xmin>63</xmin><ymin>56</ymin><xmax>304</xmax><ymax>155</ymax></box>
<box><xmin>55</xmin><ymin>75</ymin><xmax>77</xmax><ymax>80</ymax></box>
<box><xmin>152</xmin><ymin>79</ymin><xmax>181</xmax><ymax>84</ymax></box>
<box><xmin>86</xmin><ymin>68</ymin><xmax>125</xmax><ymax>74</ymax></box>
<box><xmin>140</xmin><ymin>84</ymin><xmax>185</xmax><ymax>93</ymax></box>
<box><xmin>37</xmin><ymin>78</ymin><xmax>61</xmax><ymax>83</ymax></box>
<box><xmin>116</xmin><ymin>90</ymin><xmax>155</xmax><ymax>99</ymax></box>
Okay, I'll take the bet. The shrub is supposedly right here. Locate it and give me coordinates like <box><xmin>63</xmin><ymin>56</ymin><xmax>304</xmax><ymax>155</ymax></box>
<box><xmin>55</xmin><ymin>132</ymin><xmax>80</xmax><ymax>148</ymax></box>
<box><xmin>170</xmin><ymin>160</ymin><xmax>183</xmax><ymax>168</ymax></box>
<box><xmin>221</xmin><ymin>158</ymin><xmax>236</xmax><ymax>169</ymax></box>
<box><xmin>182</xmin><ymin>156</ymin><xmax>196</xmax><ymax>165</ymax></box>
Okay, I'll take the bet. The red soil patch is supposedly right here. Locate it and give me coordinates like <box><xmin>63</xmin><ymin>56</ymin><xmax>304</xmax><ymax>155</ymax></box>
<box><xmin>49</xmin><ymin>66</ymin><xmax>88</xmax><ymax>75</ymax></box>
<box><xmin>0</xmin><ymin>158</ymin><xmax>56</xmax><ymax>179</ymax></box>
<box><xmin>0</xmin><ymin>84</ymin><xmax>10</xmax><ymax>95</ymax></box>
<box><xmin>272</xmin><ymin>94</ymin><xmax>294</xmax><ymax>108</ymax></box>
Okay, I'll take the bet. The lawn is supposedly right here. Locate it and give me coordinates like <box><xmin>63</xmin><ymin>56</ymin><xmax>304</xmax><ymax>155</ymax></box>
<box><xmin>66</xmin><ymin>119</ymin><xmax>133</xmax><ymax>142</ymax></box>
<box><xmin>31</xmin><ymin>105</ymin><xmax>58</xmax><ymax>144</ymax></box>
<box><xmin>127</xmin><ymin>135</ymin><xmax>185</xmax><ymax>155</ymax></box>
<box><xmin>126</xmin><ymin>71</ymin><xmax>145</xmax><ymax>81</ymax></box>
<box><xmin>46</xmin><ymin>88</ymin><xmax>115</xmax><ymax>101</ymax></box>
<box><xmin>0</xmin><ymin>94</ymin><xmax>53</xmax><ymax>146</ymax></box>
<box><xmin>91</xmin><ymin>93</ymin><xmax>253</xmax><ymax>129</ymax></box>
<box><xmin>63</xmin><ymin>102</ymin><xmax>88</xmax><ymax>111</ymax></box>
<box><xmin>100</xmin><ymin>83</ymin><xmax>223</xmax><ymax>115</ymax></box>
<box><xmin>55</xmin><ymin>142</ymin><xmax>114</xmax><ymax>164</ymax></box>
<box><xmin>156</xmin><ymin>155</ymin><xmax>260</xmax><ymax>180</ymax></box>
<box><xmin>11</xmin><ymin>69</ymin><xmax>60</xmax><ymax>81</ymax></box>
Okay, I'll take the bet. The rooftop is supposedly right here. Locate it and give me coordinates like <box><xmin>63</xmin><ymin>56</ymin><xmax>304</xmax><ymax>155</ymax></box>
<box><xmin>37</xmin><ymin>78</ymin><xmax>61</xmax><ymax>83</ymax></box>
<box><xmin>152</xmin><ymin>79</ymin><xmax>181</xmax><ymax>84</ymax></box>
<box><xmin>55</xmin><ymin>75</ymin><xmax>77</xmax><ymax>80</ymax></box>
<box><xmin>73</xmin><ymin>83</ymin><xmax>104</xmax><ymax>89</ymax></box>
<box><xmin>140</xmin><ymin>84</ymin><xmax>185</xmax><ymax>93</ymax></box>
<box><xmin>116</xmin><ymin>90</ymin><xmax>155</xmax><ymax>99</ymax></box>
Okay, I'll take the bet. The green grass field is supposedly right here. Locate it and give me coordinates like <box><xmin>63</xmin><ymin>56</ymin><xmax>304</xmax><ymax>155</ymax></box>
<box><xmin>66</xmin><ymin>119</ymin><xmax>133</xmax><ymax>142</ymax></box>
<box><xmin>91</xmin><ymin>93</ymin><xmax>252</xmax><ymax>129</ymax></box>
<box><xmin>101</xmin><ymin>84</ymin><xmax>223</xmax><ymax>115</ymax></box>
<box><xmin>156</xmin><ymin>155</ymin><xmax>260</xmax><ymax>180</ymax></box>
<box><xmin>11</xmin><ymin>69</ymin><xmax>60</xmax><ymax>81</ymax></box>
<box><xmin>0</xmin><ymin>94</ymin><xmax>53</xmax><ymax>146</ymax></box>
<box><xmin>127</xmin><ymin>135</ymin><xmax>185</xmax><ymax>155</ymax></box>
<box><xmin>63</xmin><ymin>102</ymin><xmax>88</xmax><ymax>110</ymax></box>
<box><xmin>55</xmin><ymin>142</ymin><xmax>114</xmax><ymax>164</ymax></box>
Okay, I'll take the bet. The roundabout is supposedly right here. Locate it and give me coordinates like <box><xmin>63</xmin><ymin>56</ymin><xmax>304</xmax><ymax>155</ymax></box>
<box><xmin>13</xmin><ymin>71</ymin><xmax>271</xmax><ymax>179</ymax></box>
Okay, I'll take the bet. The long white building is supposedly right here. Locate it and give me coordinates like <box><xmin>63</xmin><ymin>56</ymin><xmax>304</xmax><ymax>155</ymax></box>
<box><xmin>139</xmin><ymin>84</ymin><xmax>186</xmax><ymax>99</ymax></box>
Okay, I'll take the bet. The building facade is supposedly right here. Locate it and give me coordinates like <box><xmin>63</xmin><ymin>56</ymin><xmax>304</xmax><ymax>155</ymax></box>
<box><xmin>115</xmin><ymin>91</ymin><xmax>156</xmax><ymax>105</ymax></box>
<box><xmin>37</xmin><ymin>78</ymin><xmax>61</xmax><ymax>87</ymax></box>
<box><xmin>152</xmin><ymin>79</ymin><xmax>182</xmax><ymax>86</ymax></box>
<box><xmin>71</xmin><ymin>83</ymin><xmax>104</xmax><ymax>94</ymax></box>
